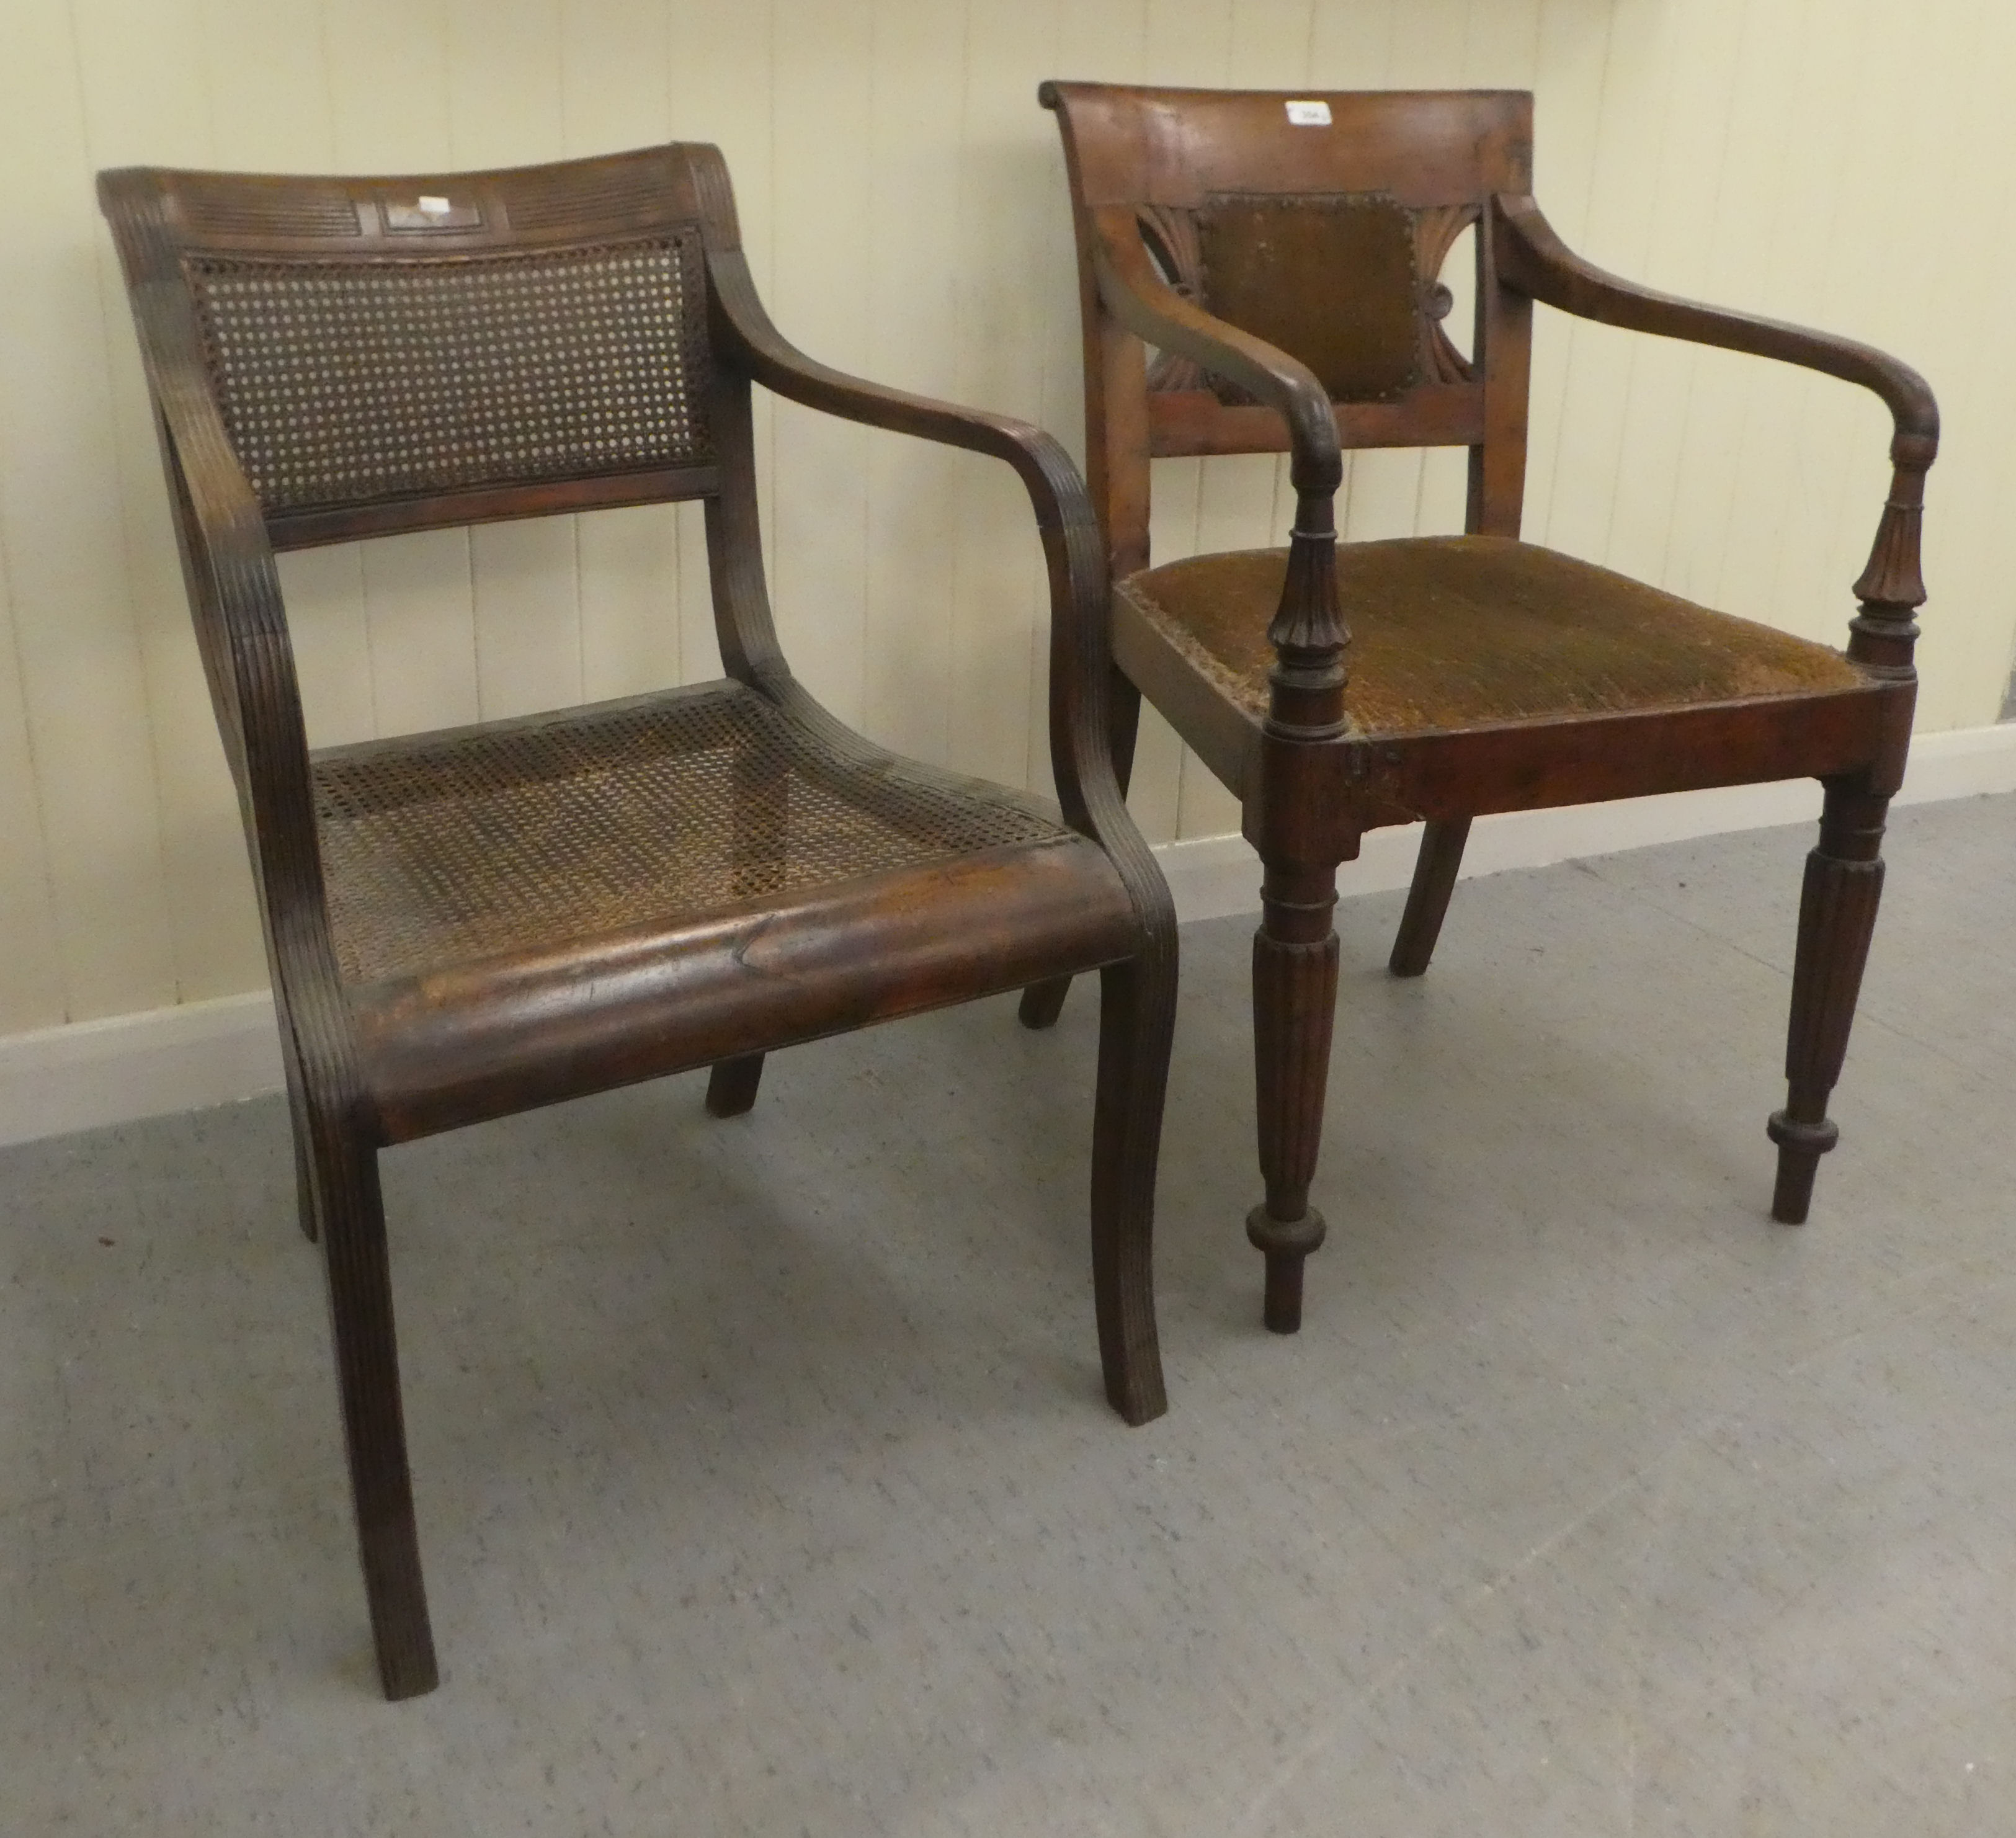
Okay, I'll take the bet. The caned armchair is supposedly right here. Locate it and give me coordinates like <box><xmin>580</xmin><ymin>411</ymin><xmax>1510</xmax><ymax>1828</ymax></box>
<box><xmin>1035</xmin><ymin>83</ymin><xmax>1937</xmax><ymax>1331</ymax></box>
<box><xmin>99</xmin><ymin>145</ymin><xmax>1175</xmax><ymax>1699</ymax></box>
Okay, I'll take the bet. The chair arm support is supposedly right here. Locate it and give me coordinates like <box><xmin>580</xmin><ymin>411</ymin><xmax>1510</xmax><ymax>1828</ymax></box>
<box><xmin>1496</xmin><ymin>195</ymin><xmax>1938</xmax><ymax>674</ymax></box>
<box><xmin>1087</xmin><ymin>213</ymin><xmax>1347</xmax><ymax>733</ymax></box>
<box><xmin>707</xmin><ymin>251</ymin><xmax>1153</xmax><ymax>876</ymax></box>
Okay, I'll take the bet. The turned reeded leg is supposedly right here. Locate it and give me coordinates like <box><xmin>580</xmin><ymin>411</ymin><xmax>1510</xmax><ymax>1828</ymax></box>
<box><xmin>1020</xmin><ymin>667</ymin><xmax>1145</xmax><ymax>1031</ymax></box>
<box><xmin>1389</xmin><ymin>816</ymin><xmax>1471</xmax><ymax>978</ymax></box>
<box><xmin>1768</xmin><ymin>775</ymin><xmax>1889</xmax><ymax>1224</ymax></box>
<box><xmin>705</xmin><ymin>1054</ymin><xmax>765</xmax><ymax>1117</ymax></box>
<box><xmin>1247</xmin><ymin>860</ymin><xmax>1339</xmax><ymax>1333</ymax></box>
<box><xmin>1244</xmin><ymin>468</ymin><xmax>1349</xmax><ymax>1333</ymax></box>
<box><xmin>1089</xmin><ymin>952</ymin><xmax>1174</xmax><ymax>1424</ymax></box>
<box><xmin>311</xmin><ymin>1120</ymin><xmax>439</xmax><ymax>1699</ymax></box>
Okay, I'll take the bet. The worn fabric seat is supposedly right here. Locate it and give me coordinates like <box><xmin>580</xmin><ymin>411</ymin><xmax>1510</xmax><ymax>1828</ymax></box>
<box><xmin>1117</xmin><ymin>536</ymin><xmax>1866</xmax><ymax>737</ymax></box>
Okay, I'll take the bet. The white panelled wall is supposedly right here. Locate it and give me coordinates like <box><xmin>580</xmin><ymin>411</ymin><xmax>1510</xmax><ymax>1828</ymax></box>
<box><xmin>1</xmin><ymin>0</ymin><xmax>2013</xmax><ymax>1106</ymax></box>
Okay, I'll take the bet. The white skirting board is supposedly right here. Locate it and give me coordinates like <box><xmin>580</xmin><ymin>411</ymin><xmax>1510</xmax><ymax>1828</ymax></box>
<box><xmin>5</xmin><ymin>721</ymin><xmax>2014</xmax><ymax>1151</ymax></box>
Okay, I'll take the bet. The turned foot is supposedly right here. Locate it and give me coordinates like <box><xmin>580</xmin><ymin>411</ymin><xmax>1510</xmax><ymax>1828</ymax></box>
<box><xmin>1770</xmin><ymin>775</ymin><xmax>1888</xmax><ymax>1223</ymax></box>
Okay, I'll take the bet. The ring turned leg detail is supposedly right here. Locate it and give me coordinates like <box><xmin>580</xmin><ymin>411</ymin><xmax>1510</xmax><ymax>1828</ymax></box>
<box><xmin>1768</xmin><ymin>776</ymin><xmax>1889</xmax><ymax>1223</ymax></box>
<box><xmin>1248</xmin><ymin>861</ymin><xmax>1339</xmax><ymax>1332</ymax></box>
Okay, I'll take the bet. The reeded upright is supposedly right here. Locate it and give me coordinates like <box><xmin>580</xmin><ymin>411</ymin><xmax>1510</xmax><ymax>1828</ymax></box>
<box><xmin>1035</xmin><ymin>83</ymin><xmax>1936</xmax><ymax>1330</ymax></box>
<box><xmin>98</xmin><ymin>144</ymin><xmax>1176</xmax><ymax>1699</ymax></box>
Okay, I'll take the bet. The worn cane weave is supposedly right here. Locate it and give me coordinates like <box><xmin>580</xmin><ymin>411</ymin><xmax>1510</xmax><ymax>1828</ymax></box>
<box><xmin>313</xmin><ymin>684</ymin><xmax>1069</xmax><ymax>986</ymax></box>
<box><xmin>187</xmin><ymin>234</ymin><xmax>711</xmax><ymax>514</ymax></box>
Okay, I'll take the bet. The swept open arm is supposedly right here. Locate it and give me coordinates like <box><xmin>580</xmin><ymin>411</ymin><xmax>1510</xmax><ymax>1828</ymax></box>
<box><xmin>1496</xmin><ymin>195</ymin><xmax>1937</xmax><ymax>453</ymax></box>
<box><xmin>1496</xmin><ymin>195</ymin><xmax>1938</xmax><ymax>680</ymax></box>
<box><xmin>140</xmin><ymin>346</ymin><xmax>376</xmax><ymax>1182</ymax></box>
<box><xmin>147</xmin><ymin>347</ymin><xmax>344</xmax><ymax>973</ymax></box>
<box><xmin>705</xmin><ymin>247</ymin><xmax>1162</xmax><ymax>904</ymax></box>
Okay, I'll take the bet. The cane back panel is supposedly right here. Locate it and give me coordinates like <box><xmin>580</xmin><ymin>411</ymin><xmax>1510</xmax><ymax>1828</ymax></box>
<box><xmin>100</xmin><ymin>149</ymin><xmax>726</xmax><ymax>546</ymax></box>
<box><xmin>187</xmin><ymin>235</ymin><xmax>713</xmax><ymax>519</ymax></box>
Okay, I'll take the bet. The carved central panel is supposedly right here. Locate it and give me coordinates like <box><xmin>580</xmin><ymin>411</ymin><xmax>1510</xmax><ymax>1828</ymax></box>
<box><xmin>1138</xmin><ymin>194</ymin><xmax>1478</xmax><ymax>403</ymax></box>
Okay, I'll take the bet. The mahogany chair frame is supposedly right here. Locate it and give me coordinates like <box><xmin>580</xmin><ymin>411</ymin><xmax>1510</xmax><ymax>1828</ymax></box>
<box><xmin>1037</xmin><ymin>83</ymin><xmax>1937</xmax><ymax>1331</ymax></box>
<box><xmin>99</xmin><ymin>144</ymin><xmax>1175</xmax><ymax>1699</ymax></box>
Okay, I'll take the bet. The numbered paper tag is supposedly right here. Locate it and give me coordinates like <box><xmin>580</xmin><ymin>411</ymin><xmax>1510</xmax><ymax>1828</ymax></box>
<box><xmin>1285</xmin><ymin>99</ymin><xmax>1332</xmax><ymax>127</ymax></box>
<box><xmin>385</xmin><ymin>194</ymin><xmax>483</xmax><ymax>231</ymax></box>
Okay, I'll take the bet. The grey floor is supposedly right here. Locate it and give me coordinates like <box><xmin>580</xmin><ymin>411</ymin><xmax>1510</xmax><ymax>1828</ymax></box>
<box><xmin>4</xmin><ymin>795</ymin><xmax>2013</xmax><ymax>1836</ymax></box>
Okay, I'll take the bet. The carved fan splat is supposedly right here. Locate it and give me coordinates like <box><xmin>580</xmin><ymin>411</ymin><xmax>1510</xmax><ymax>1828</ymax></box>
<box><xmin>1414</xmin><ymin>204</ymin><xmax>1480</xmax><ymax>385</ymax></box>
<box><xmin>1138</xmin><ymin>205</ymin><xmax>1209</xmax><ymax>394</ymax></box>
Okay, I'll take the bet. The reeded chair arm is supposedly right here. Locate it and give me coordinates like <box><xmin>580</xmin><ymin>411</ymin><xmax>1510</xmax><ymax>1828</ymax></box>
<box><xmin>145</xmin><ymin>356</ymin><xmax>346</xmax><ymax>985</ymax></box>
<box><xmin>706</xmin><ymin>249</ymin><xmax>1151</xmax><ymax>873</ymax></box>
<box><xmin>1495</xmin><ymin>195</ymin><xmax>1938</xmax><ymax>671</ymax></box>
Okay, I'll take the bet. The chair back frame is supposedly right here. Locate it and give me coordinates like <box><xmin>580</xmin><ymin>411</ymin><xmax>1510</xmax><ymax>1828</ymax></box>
<box><xmin>1041</xmin><ymin>82</ymin><xmax>1537</xmax><ymax>581</ymax></box>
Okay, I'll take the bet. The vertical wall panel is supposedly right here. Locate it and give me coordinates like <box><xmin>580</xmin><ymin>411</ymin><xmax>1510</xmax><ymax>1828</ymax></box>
<box><xmin>1227</xmin><ymin>0</ymin><xmax>1316</xmax><ymax>86</ymax></box>
<box><xmin>470</xmin><ymin>518</ymin><xmax>586</xmax><ymax>719</ymax></box>
<box><xmin>1535</xmin><ymin>0</ymin><xmax>1680</xmax><ymax>566</ymax></box>
<box><xmin>1520</xmin><ymin>0</ymin><xmax>1617</xmax><ymax>543</ymax></box>
<box><xmin>80</xmin><ymin>0</ymin><xmax>272</xmax><ymax>1004</ymax></box>
<box><xmin>0</xmin><ymin>5</ymin><xmax>179</xmax><ymax>1020</ymax></box>
<box><xmin>664</xmin><ymin>0</ymin><xmax>777</xmax><ymax>687</ymax></box>
<box><xmin>0</xmin><ymin>533</ymin><xmax>64</xmax><ymax>1032</ymax></box>
<box><xmin>1655</xmin><ymin>0</ymin><xmax>1801</xmax><ymax>612</ymax></box>
<box><xmin>1904</xmin><ymin>0</ymin><xmax>2016</xmax><ymax>731</ymax></box>
<box><xmin>769</xmin><ymin>0</ymin><xmax>875</xmax><ymax>730</ymax></box>
<box><xmin>945</xmin><ymin>0</ymin><xmax>1061</xmax><ymax>796</ymax></box>
<box><xmin>1717</xmin><ymin>0</ymin><xmax>1877</xmax><ymax>655</ymax></box>
<box><xmin>279</xmin><ymin>546</ymin><xmax>378</xmax><ymax>746</ymax></box>
<box><xmin>199</xmin><ymin>0</ymin><xmax>335</xmax><ymax>169</ymax></box>
<box><xmin>360</xmin><ymin>532</ymin><xmax>479</xmax><ymax>734</ymax></box>
<box><xmin>1598</xmin><ymin>0</ymin><xmax>1743</xmax><ymax>592</ymax></box>
<box><xmin>859</xmin><ymin>0</ymin><xmax>966</xmax><ymax>768</ymax></box>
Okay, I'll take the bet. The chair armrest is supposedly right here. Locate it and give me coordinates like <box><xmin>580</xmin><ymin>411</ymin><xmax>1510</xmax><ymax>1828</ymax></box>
<box><xmin>705</xmin><ymin>251</ymin><xmax>1164</xmax><ymax>911</ymax></box>
<box><xmin>1496</xmin><ymin>195</ymin><xmax>1938</xmax><ymax>676</ymax></box>
<box><xmin>1494</xmin><ymin>195</ymin><xmax>1937</xmax><ymax>453</ymax></box>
